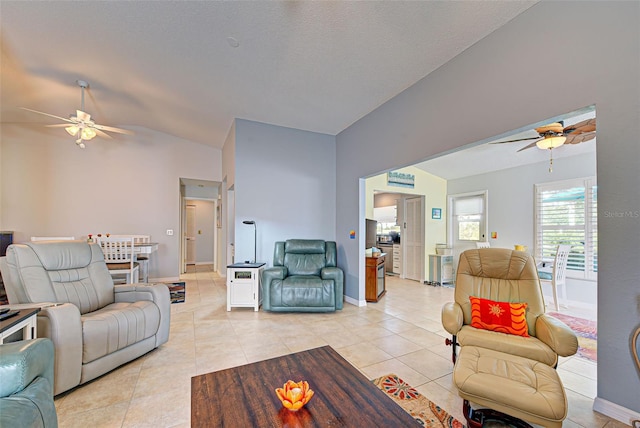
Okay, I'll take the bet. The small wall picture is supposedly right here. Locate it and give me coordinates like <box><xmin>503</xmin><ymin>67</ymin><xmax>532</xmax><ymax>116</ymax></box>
<box><xmin>432</xmin><ymin>208</ymin><xmax>442</xmax><ymax>220</ymax></box>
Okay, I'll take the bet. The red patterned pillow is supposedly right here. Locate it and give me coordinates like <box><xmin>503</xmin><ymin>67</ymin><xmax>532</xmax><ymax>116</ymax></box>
<box><xmin>469</xmin><ymin>296</ymin><xmax>529</xmax><ymax>337</ymax></box>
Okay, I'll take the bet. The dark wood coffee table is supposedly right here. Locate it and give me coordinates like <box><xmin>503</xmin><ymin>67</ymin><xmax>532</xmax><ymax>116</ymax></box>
<box><xmin>191</xmin><ymin>345</ymin><xmax>419</xmax><ymax>427</ymax></box>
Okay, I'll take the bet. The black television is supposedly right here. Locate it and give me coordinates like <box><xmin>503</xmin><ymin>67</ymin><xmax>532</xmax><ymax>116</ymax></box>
<box><xmin>365</xmin><ymin>219</ymin><xmax>377</xmax><ymax>249</ymax></box>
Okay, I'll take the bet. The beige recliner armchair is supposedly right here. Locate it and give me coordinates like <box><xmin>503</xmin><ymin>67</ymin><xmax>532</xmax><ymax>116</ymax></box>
<box><xmin>0</xmin><ymin>241</ymin><xmax>170</xmax><ymax>395</ymax></box>
<box><xmin>441</xmin><ymin>248</ymin><xmax>577</xmax><ymax>367</ymax></box>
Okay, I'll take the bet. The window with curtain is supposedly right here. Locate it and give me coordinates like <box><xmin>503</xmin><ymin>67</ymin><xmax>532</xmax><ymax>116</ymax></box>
<box><xmin>453</xmin><ymin>193</ymin><xmax>486</xmax><ymax>241</ymax></box>
<box><xmin>534</xmin><ymin>177</ymin><xmax>597</xmax><ymax>280</ymax></box>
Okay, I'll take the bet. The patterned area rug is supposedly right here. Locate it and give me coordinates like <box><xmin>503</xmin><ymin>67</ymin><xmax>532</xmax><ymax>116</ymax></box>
<box><xmin>373</xmin><ymin>374</ymin><xmax>465</xmax><ymax>427</ymax></box>
<box><xmin>548</xmin><ymin>312</ymin><xmax>597</xmax><ymax>361</ymax></box>
<box><xmin>168</xmin><ymin>282</ymin><xmax>185</xmax><ymax>304</ymax></box>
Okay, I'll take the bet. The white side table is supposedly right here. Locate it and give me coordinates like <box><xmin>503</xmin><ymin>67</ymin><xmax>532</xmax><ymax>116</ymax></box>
<box><xmin>0</xmin><ymin>307</ymin><xmax>39</xmax><ymax>344</ymax></box>
<box><xmin>226</xmin><ymin>262</ymin><xmax>265</xmax><ymax>311</ymax></box>
<box><xmin>428</xmin><ymin>254</ymin><xmax>455</xmax><ymax>287</ymax></box>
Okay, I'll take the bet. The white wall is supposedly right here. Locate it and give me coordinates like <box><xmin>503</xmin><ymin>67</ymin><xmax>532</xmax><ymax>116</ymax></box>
<box><xmin>0</xmin><ymin>124</ymin><xmax>221</xmax><ymax>280</ymax></box>
<box><xmin>336</xmin><ymin>2</ymin><xmax>639</xmax><ymax>418</ymax></box>
<box><xmin>233</xmin><ymin>119</ymin><xmax>336</xmax><ymax>266</ymax></box>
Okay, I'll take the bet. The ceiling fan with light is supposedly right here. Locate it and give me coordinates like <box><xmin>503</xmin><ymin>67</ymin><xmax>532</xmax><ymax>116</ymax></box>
<box><xmin>491</xmin><ymin>118</ymin><xmax>596</xmax><ymax>172</ymax></box>
<box><xmin>22</xmin><ymin>80</ymin><xmax>133</xmax><ymax>148</ymax></box>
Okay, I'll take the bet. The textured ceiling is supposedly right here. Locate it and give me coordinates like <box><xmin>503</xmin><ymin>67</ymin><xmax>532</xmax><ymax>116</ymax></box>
<box><xmin>1</xmin><ymin>1</ymin><xmax>537</xmax><ymax>150</ymax></box>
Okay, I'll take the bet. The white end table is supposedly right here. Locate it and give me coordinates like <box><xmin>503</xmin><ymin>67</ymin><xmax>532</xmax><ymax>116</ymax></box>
<box><xmin>0</xmin><ymin>307</ymin><xmax>40</xmax><ymax>344</ymax></box>
<box><xmin>226</xmin><ymin>262</ymin><xmax>265</xmax><ymax>311</ymax></box>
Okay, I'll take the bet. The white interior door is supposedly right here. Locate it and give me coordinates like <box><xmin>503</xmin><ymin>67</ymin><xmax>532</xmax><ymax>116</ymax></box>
<box><xmin>186</xmin><ymin>204</ymin><xmax>196</xmax><ymax>264</ymax></box>
<box><xmin>404</xmin><ymin>196</ymin><xmax>425</xmax><ymax>281</ymax></box>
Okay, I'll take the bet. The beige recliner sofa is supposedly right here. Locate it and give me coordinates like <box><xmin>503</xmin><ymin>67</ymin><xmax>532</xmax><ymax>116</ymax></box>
<box><xmin>441</xmin><ymin>248</ymin><xmax>577</xmax><ymax>367</ymax></box>
<box><xmin>0</xmin><ymin>241</ymin><xmax>170</xmax><ymax>395</ymax></box>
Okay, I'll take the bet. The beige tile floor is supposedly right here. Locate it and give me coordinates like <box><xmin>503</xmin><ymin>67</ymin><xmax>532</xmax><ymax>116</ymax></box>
<box><xmin>53</xmin><ymin>267</ymin><xmax>623</xmax><ymax>427</ymax></box>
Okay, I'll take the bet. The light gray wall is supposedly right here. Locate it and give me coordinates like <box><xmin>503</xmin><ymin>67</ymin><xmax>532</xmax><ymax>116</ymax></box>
<box><xmin>0</xmin><ymin>124</ymin><xmax>221</xmax><ymax>280</ymax></box>
<box><xmin>336</xmin><ymin>1</ymin><xmax>639</xmax><ymax>417</ymax></box>
<box><xmin>233</xmin><ymin>119</ymin><xmax>336</xmax><ymax>265</ymax></box>
<box><xmin>448</xmin><ymin>151</ymin><xmax>597</xmax><ymax>306</ymax></box>
<box><xmin>448</xmin><ymin>152</ymin><xmax>596</xmax><ymax>254</ymax></box>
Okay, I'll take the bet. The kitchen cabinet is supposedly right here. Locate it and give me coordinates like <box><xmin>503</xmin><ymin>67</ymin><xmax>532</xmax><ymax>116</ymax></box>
<box><xmin>393</xmin><ymin>244</ymin><xmax>402</xmax><ymax>275</ymax></box>
<box><xmin>365</xmin><ymin>254</ymin><xmax>386</xmax><ymax>302</ymax></box>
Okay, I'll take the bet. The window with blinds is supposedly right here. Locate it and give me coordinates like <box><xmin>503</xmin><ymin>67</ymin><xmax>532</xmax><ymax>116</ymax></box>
<box><xmin>534</xmin><ymin>177</ymin><xmax>597</xmax><ymax>280</ymax></box>
<box><xmin>453</xmin><ymin>193</ymin><xmax>486</xmax><ymax>242</ymax></box>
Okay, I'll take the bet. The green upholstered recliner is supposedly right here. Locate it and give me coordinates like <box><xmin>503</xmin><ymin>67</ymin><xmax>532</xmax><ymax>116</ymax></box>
<box><xmin>262</xmin><ymin>240</ymin><xmax>343</xmax><ymax>312</ymax></box>
<box><xmin>0</xmin><ymin>338</ymin><xmax>58</xmax><ymax>427</ymax></box>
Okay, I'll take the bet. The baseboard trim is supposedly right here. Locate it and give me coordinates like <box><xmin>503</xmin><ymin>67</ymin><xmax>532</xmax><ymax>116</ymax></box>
<box><xmin>593</xmin><ymin>396</ymin><xmax>640</xmax><ymax>425</ymax></box>
<box><xmin>344</xmin><ymin>295</ymin><xmax>367</xmax><ymax>307</ymax></box>
<box><xmin>149</xmin><ymin>277</ymin><xmax>181</xmax><ymax>283</ymax></box>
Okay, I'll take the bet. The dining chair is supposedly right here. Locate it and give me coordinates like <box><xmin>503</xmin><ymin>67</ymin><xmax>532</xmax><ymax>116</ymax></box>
<box><xmin>109</xmin><ymin>234</ymin><xmax>151</xmax><ymax>282</ymax></box>
<box><xmin>30</xmin><ymin>236</ymin><xmax>75</xmax><ymax>241</ymax></box>
<box><xmin>475</xmin><ymin>242</ymin><xmax>490</xmax><ymax>249</ymax></box>
<box><xmin>96</xmin><ymin>236</ymin><xmax>140</xmax><ymax>284</ymax></box>
<box><xmin>538</xmin><ymin>244</ymin><xmax>571</xmax><ymax>311</ymax></box>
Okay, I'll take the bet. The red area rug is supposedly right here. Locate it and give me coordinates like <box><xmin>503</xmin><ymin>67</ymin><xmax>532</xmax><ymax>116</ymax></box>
<box><xmin>548</xmin><ymin>312</ymin><xmax>597</xmax><ymax>362</ymax></box>
<box><xmin>373</xmin><ymin>374</ymin><xmax>465</xmax><ymax>427</ymax></box>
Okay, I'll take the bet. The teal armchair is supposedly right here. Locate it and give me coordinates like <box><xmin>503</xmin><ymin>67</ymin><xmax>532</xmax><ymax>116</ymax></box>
<box><xmin>0</xmin><ymin>338</ymin><xmax>58</xmax><ymax>427</ymax></box>
<box><xmin>262</xmin><ymin>240</ymin><xmax>343</xmax><ymax>312</ymax></box>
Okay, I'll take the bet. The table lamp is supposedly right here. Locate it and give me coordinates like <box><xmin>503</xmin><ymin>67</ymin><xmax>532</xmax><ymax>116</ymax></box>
<box><xmin>242</xmin><ymin>220</ymin><xmax>257</xmax><ymax>263</ymax></box>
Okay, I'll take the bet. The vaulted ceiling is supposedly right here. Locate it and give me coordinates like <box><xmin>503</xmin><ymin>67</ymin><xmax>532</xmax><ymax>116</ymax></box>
<box><xmin>1</xmin><ymin>1</ymin><xmax>537</xmax><ymax>150</ymax></box>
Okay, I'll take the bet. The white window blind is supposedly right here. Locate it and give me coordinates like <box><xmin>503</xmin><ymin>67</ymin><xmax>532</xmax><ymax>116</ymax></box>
<box><xmin>454</xmin><ymin>196</ymin><xmax>483</xmax><ymax>216</ymax></box>
<box><xmin>453</xmin><ymin>194</ymin><xmax>486</xmax><ymax>241</ymax></box>
<box><xmin>534</xmin><ymin>177</ymin><xmax>597</xmax><ymax>280</ymax></box>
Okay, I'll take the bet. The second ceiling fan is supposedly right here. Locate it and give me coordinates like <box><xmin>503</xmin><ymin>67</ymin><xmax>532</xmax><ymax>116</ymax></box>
<box><xmin>492</xmin><ymin>118</ymin><xmax>596</xmax><ymax>151</ymax></box>
<box><xmin>492</xmin><ymin>118</ymin><xmax>596</xmax><ymax>172</ymax></box>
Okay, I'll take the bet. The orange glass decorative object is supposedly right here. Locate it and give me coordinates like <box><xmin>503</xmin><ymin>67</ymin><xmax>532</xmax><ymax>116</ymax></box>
<box><xmin>275</xmin><ymin>380</ymin><xmax>314</xmax><ymax>411</ymax></box>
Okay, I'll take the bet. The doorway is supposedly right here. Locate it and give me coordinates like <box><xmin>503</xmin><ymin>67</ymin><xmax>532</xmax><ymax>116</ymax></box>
<box><xmin>369</xmin><ymin>188</ymin><xmax>427</xmax><ymax>283</ymax></box>
<box><xmin>179</xmin><ymin>178</ymin><xmax>220</xmax><ymax>274</ymax></box>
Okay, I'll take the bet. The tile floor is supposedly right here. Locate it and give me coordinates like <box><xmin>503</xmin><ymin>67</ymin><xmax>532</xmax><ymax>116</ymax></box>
<box><xmin>53</xmin><ymin>267</ymin><xmax>624</xmax><ymax>427</ymax></box>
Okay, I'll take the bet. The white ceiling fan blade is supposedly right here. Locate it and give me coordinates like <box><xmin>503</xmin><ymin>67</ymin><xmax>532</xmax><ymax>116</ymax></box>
<box><xmin>21</xmin><ymin>107</ymin><xmax>74</xmax><ymax>123</ymax></box>
<box><xmin>93</xmin><ymin>128</ymin><xmax>113</xmax><ymax>139</ymax></box>
<box><xmin>92</xmin><ymin>123</ymin><xmax>134</xmax><ymax>135</ymax></box>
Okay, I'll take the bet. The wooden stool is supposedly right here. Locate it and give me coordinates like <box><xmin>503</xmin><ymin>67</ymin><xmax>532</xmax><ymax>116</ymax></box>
<box><xmin>454</xmin><ymin>346</ymin><xmax>567</xmax><ymax>428</ymax></box>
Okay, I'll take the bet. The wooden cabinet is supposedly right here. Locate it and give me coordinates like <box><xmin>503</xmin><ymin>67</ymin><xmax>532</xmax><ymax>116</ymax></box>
<box><xmin>366</xmin><ymin>254</ymin><xmax>386</xmax><ymax>302</ymax></box>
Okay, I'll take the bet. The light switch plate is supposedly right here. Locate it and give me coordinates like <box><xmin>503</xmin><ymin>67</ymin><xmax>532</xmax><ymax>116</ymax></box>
<box><xmin>166</xmin><ymin>229</ymin><xmax>174</xmax><ymax>236</ymax></box>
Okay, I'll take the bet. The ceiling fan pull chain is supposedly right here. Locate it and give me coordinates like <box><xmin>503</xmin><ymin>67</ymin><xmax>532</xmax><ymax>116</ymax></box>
<box><xmin>548</xmin><ymin>149</ymin><xmax>554</xmax><ymax>173</ymax></box>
